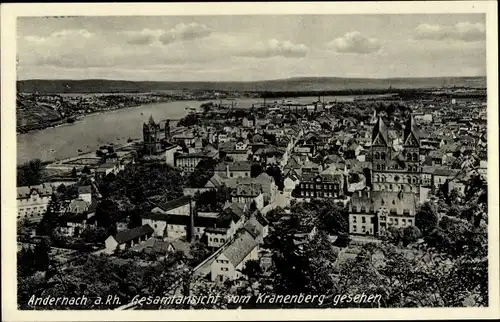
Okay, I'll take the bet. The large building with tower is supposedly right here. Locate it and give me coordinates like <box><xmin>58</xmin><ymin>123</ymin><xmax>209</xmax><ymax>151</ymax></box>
<box><xmin>143</xmin><ymin>115</ymin><xmax>161</xmax><ymax>155</ymax></box>
<box><xmin>371</xmin><ymin>116</ymin><xmax>422</xmax><ymax>196</ymax></box>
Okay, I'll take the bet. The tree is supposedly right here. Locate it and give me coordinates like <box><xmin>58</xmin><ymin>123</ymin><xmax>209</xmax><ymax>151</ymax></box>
<box><xmin>401</xmin><ymin>225</ymin><xmax>422</xmax><ymax>247</ymax></box>
<box><xmin>241</xmin><ymin>259</ymin><xmax>262</xmax><ymax>279</ymax></box>
<box><xmin>189</xmin><ymin>241</ymin><xmax>210</xmax><ymax>265</ymax></box>
<box><xmin>178</xmin><ymin>114</ymin><xmax>199</xmax><ymax>127</ymax></box>
<box><xmin>415</xmin><ymin>201</ymin><xmax>439</xmax><ymax>236</ymax></box>
<box><xmin>265</xmin><ymin>166</ymin><xmax>284</xmax><ymax>191</ymax></box>
<box><xmin>317</xmin><ymin>201</ymin><xmax>349</xmax><ymax>235</ymax></box>
<box><xmin>82</xmin><ymin>166</ymin><xmax>91</xmax><ymax>175</ymax></box>
<box><xmin>186</xmin><ymin>159</ymin><xmax>217</xmax><ymax>188</ymax></box>
<box><xmin>94</xmin><ymin>199</ymin><xmax>121</xmax><ymax>229</ymax></box>
<box><xmin>251</xmin><ymin>163</ymin><xmax>264</xmax><ymax>178</ymax></box>
<box><xmin>56</xmin><ymin>184</ymin><xmax>67</xmax><ymax>194</ymax></box>
<box><xmin>36</xmin><ymin>193</ymin><xmax>61</xmax><ymax>236</ymax></box>
<box><xmin>79</xmin><ymin>226</ymin><xmax>107</xmax><ymax>244</ymax></box>
<box><xmin>17</xmin><ymin>158</ymin><xmax>44</xmax><ymax>186</ymax></box>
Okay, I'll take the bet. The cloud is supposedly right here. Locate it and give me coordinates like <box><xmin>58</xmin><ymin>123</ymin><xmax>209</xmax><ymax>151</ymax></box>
<box><xmin>124</xmin><ymin>29</ymin><xmax>164</xmax><ymax>45</ymax></box>
<box><xmin>414</xmin><ymin>22</ymin><xmax>485</xmax><ymax>42</ymax></box>
<box><xmin>237</xmin><ymin>39</ymin><xmax>308</xmax><ymax>58</ymax></box>
<box><xmin>123</xmin><ymin>23</ymin><xmax>212</xmax><ymax>46</ymax></box>
<box><xmin>326</xmin><ymin>31</ymin><xmax>382</xmax><ymax>54</ymax></box>
<box><xmin>159</xmin><ymin>23</ymin><xmax>212</xmax><ymax>45</ymax></box>
<box><xmin>24</xmin><ymin>29</ymin><xmax>93</xmax><ymax>44</ymax></box>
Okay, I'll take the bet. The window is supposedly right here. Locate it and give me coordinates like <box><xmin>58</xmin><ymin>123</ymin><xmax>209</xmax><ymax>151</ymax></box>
<box><xmin>408</xmin><ymin>219</ymin><xmax>413</xmax><ymax>225</ymax></box>
<box><xmin>394</xmin><ymin>218</ymin><xmax>399</xmax><ymax>225</ymax></box>
<box><xmin>375</xmin><ymin>152</ymin><xmax>380</xmax><ymax>159</ymax></box>
<box><xmin>402</xmin><ymin>219</ymin><xmax>406</xmax><ymax>225</ymax></box>
<box><xmin>221</xmin><ymin>239</ymin><xmax>225</xmax><ymax>243</ymax></box>
<box><xmin>362</xmin><ymin>217</ymin><xmax>366</xmax><ymax>223</ymax></box>
<box><xmin>154</xmin><ymin>224</ymin><xmax>157</xmax><ymax>228</ymax></box>
<box><xmin>352</xmin><ymin>225</ymin><xmax>357</xmax><ymax>231</ymax></box>
<box><xmin>362</xmin><ymin>226</ymin><xmax>366</xmax><ymax>233</ymax></box>
<box><xmin>352</xmin><ymin>216</ymin><xmax>357</xmax><ymax>223</ymax></box>
<box><xmin>376</xmin><ymin>164</ymin><xmax>381</xmax><ymax>171</ymax></box>
<box><xmin>361</xmin><ymin>206</ymin><xmax>366</xmax><ymax>213</ymax></box>
<box><xmin>214</xmin><ymin>238</ymin><xmax>219</xmax><ymax>242</ymax></box>
<box><xmin>381</xmin><ymin>152</ymin><xmax>386</xmax><ymax>160</ymax></box>
<box><xmin>221</xmin><ymin>267</ymin><xmax>229</xmax><ymax>271</ymax></box>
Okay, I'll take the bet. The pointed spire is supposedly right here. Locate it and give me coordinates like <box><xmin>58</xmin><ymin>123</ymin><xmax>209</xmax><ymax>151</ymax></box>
<box><xmin>148</xmin><ymin>114</ymin><xmax>156</xmax><ymax>125</ymax></box>
<box><xmin>372</xmin><ymin>116</ymin><xmax>388</xmax><ymax>146</ymax></box>
<box><xmin>403</xmin><ymin>115</ymin><xmax>420</xmax><ymax>146</ymax></box>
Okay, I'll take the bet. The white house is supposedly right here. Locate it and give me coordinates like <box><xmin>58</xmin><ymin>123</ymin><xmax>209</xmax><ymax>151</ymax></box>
<box><xmin>104</xmin><ymin>224</ymin><xmax>154</xmax><ymax>254</ymax></box>
<box><xmin>17</xmin><ymin>184</ymin><xmax>53</xmax><ymax>222</ymax></box>
<box><xmin>210</xmin><ymin>229</ymin><xmax>259</xmax><ymax>282</ymax></box>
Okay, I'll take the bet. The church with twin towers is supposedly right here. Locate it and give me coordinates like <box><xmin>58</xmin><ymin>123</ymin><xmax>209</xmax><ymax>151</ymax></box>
<box><xmin>370</xmin><ymin>116</ymin><xmax>422</xmax><ymax>197</ymax></box>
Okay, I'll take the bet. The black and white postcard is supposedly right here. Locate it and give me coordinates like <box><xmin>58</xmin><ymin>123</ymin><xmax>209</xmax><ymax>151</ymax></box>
<box><xmin>1</xmin><ymin>1</ymin><xmax>498</xmax><ymax>321</ymax></box>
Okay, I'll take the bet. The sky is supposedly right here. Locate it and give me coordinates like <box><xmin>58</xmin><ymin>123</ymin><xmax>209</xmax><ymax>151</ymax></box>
<box><xmin>17</xmin><ymin>14</ymin><xmax>486</xmax><ymax>81</ymax></box>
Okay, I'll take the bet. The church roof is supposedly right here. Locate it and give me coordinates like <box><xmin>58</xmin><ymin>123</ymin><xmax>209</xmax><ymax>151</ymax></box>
<box><xmin>372</xmin><ymin>117</ymin><xmax>389</xmax><ymax>146</ymax></box>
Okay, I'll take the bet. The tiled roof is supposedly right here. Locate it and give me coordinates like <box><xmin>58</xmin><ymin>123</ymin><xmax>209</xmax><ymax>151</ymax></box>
<box><xmin>231</xmin><ymin>183</ymin><xmax>262</xmax><ymax>197</ymax></box>
<box><xmin>17</xmin><ymin>184</ymin><xmax>53</xmax><ymax>199</ymax></box>
<box><xmin>157</xmin><ymin>195</ymin><xmax>192</xmax><ymax>213</ymax></box>
<box><xmin>67</xmin><ymin>199</ymin><xmax>90</xmax><ymax>214</ymax></box>
<box><xmin>114</xmin><ymin>224</ymin><xmax>154</xmax><ymax>244</ymax></box>
<box><xmin>350</xmin><ymin>191</ymin><xmax>417</xmax><ymax>216</ymax></box>
<box><xmin>215</xmin><ymin>161</ymin><xmax>253</xmax><ymax>172</ymax></box>
<box><xmin>78</xmin><ymin>185</ymin><xmax>91</xmax><ymax>194</ymax></box>
<box><xmin>221</xmin><ymin>230</ymin><xmax>259</xmax><ymax>267</ymax></box>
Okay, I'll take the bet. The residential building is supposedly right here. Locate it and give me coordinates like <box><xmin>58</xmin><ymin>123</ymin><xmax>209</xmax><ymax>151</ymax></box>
<box><xmin>298</xmin><ymin>167</ymin><xmax>344</xmax><ymax>198</ymax></box>
<box><xmin>174</xmin><ymin>148</ymin><xmax>219</xmax><ymax>173</ymax></box>
<box><xmin>215</xmin><ymin>161</ymin><xmax>252</xmax><ymax>178</ymax></box>
<box><xmin>348</xmin><ymin>190</ymin><xmax>417</xmax><ymax>237</ymax></box>
<box><xmin>104</xmin><ymin>224</ymin><xmax>155</xmax><ymax>254</ymax></box>
<box><xmin>17</xmin><ymin>184</ymin><xmax>53</xmax><ymax>222</ymax></box>
<box><xmin>230</xmin><ymin>184</ymin><xmax>264</xmax><ymax>210</ymax></box>
<box><xmin>210</xmin><ymin>229</ymin><xmax>260</xmax><ymax>282</ymax></box>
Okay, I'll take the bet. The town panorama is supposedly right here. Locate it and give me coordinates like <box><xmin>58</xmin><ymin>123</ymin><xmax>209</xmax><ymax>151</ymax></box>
<box><xmin>15</xmin><ymin>14</ymin><xmax>489</xmax><ymax>310</ymax></box>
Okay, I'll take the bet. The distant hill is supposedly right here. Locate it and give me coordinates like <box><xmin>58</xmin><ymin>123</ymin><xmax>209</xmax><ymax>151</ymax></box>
<box><xmin>17</xmin><ymin>76</ymin><xmax>486</xmax><ymax>94</ymax></box>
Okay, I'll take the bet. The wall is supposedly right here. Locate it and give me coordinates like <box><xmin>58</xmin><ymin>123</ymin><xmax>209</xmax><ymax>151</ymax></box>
<box><xmin>167</xmin><ymin>223</ymin><xmax>188</xmax><ymax>240</ymax></box>
<box><xmin>17</xmin><ymin>193</ymin><xmax>51</xmax><ymax>222</ymax></box>
<box><xmin>183</xmin><ymin>188</ymin><xmax>212</xmax><ymax>197</ymax></box>
<box><xmin>104</xmin><ymin>236</ymin><xmax>118</xmax><ymax>254</ymax></box>
<box><xmin>349</xmin><ymin>213</ymin><xmax>375</xmax><ymax>235</ymax></box>
<box><xmin>142</xmin><ymin>218</ymin><xmax>167</xmax><ymax>237</ymax></box>
<box><xmin>234</xmin><ymin>246</ymin><xmax>259</xmax><ymax>280</ymax></box>
<box><xmin>211</xmin><ymin>253</ymin><xmax>236</xmax><ymax>282</ymax></box>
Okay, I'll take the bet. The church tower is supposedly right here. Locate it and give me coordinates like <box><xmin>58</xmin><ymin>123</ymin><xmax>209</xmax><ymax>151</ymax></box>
<box><xmin>402</xmin><ymin>116</ymin><xmax>421</xmax><ymax>193</ymax></box>
<box><xmin>143</xmin><ymin>115</ymin><xmax>160</xmax><ymax>155</ymax></box>
<box><xmin>165</xmin><ymin>119</ymin><xmax>171</xmax><ymax>141</ymax></box>
<box><xmin>371</xmin><ymin>117</ymin><xmax>391</xmax><ymax>191</ymax></box>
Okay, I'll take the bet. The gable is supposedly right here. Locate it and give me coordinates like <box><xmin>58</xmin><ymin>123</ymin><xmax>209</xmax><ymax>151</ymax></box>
<box><xmin>405</xmin><ymin>133</ymin><xmax>419</xmax><ymax>147</ymax></box>
<box><xmin>372</xmin><ymin>134</ymin><xmax>386</xmax><ymax>146</ymax></box>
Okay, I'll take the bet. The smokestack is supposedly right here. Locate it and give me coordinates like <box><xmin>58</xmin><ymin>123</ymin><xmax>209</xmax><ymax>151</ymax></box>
<box><xmin>189</xmin><ymin>197</ymin><xmax>195</xmax><ymax>242</ymax></box>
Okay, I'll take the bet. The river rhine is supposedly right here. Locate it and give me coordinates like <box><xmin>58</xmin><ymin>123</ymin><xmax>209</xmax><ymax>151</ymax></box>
<box><xmin>16</xmin><ymin>95</ymin><xmax>363</xmax><ymax>165</ymax></box>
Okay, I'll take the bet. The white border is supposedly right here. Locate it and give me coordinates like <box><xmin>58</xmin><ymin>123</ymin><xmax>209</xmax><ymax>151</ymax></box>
<box><xmin>2</xmin><ymin>2</ymin><xmax>499</xmax><ymax>321</ymax></box>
